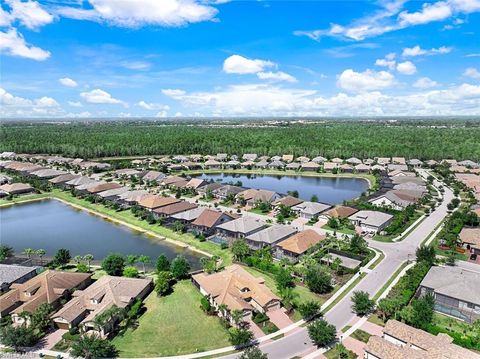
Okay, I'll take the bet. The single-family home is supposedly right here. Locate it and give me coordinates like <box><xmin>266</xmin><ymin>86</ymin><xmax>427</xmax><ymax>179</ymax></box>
<box><xmin>285</xmin><ymin>162</ymin><xmax>301</xmax><ymax>171</ymax></box>
<box><xmin>236</xmin><ymin>188</ymin><xmax>258</xmax><ymax>205</ymax></box>
<box><xmin>458</xmin><ymin>160</ymin><xmax>480</xmax><ymax>169</ymax></box>
<box><xmin>52</xmin><ymin>276</ymin><xmax>152</xmax><ymax>336</ymax></box>
<box><xmin>417</xmin><ymin>266</ymin><xmax>480</xmax><ymax>323</ymax></box>
<box><xmin>242</xmin><ymin>154</ymin><xmax>258</xmax><ymax>161</ymax></box>
<box><xmin>173</xmin><ymin>155</ymin><xmax>189</xmax><ymax>163</ymax></box>
<box><xmin>426</xmin><ymin>159</ymin><xmax>438</xmax><ymax>167</ymax></box>
<box><xmin>116</xmin><ymin>190</ymin><xmax>149</xmax><ymax>207</ymax></box>
<box><xmin>197</xmin><ymin>182</ymin><xmax>224</xmax><ymax>197</ymax></box>
<box><xmin>392</xmin><ymin>157</ymin><xmax>406</xmax><ymax>165</ymax></box>
<box><xmin>282</xmin><ymin>154</ymin><xmax>294</xmax><ymax>163</ymax></box>
<box><xmin>245</xmin><ymin>225</ymin><xmax>297</xmax><ymax>250</ymax></box>
<box><xmin>331</xmin><ymin>157</ymin><xmax>343</xmax><ymax>164</ymax></box>
<box><xmin>216</xmin><ymin>216</ymin><xmax>266</xmax><ymax>241</ymax></box>
<box><xmin>348</xmin><ymin>210</ymin><xmax>393</xmax><ymax>233</ymax></box>
<box><xmin>248</xmin><ymin>189</ymin><xmax>281</xmax><ymax>206</ymax></box>
<box><xmin>312</xmin><ymin>156</ymin><xmax>327</xmax><ymax>164</ymax></box>
<box><xmin>170</xmin><ymin>207</ymin><xmax>206</xmax><ymax>224</ymax></box>
<box><xmin>241</xmin><ymin>160</ymin><xmax>255</xmax><ymax>169</ymax></box>
<box><xmin>225</xmin><ymin>160</ymin><xmax>240</xmax><ymax>169</ymax></box>
<box><xmin>255</xmin><ymin>160</ymin><xmax>269</xmax><ymax>169</ymax></box>
<box><xmin>387</xmin><ymin>164</ymin><xmax>409</xmax><ymax>172</ymax></box>
<box><xmin>97</xmin><ymin>186</ymin><xmax>130</xmax><ymax>201</ymax></box>
<box><xmin>30</xmin><ymin>169</ymin><xmax>67</xmax><ymax>179</ymax></box>
<box><xmin>212</xmin><ymin>185</ymin><xmax>245</xmax><ymax>200</ymax></box>
<box><xmin>0</xmin><ymin>174</ymin><xmax>11</xmax><ymax>185</ymax></box>
<box><xmin>339</xmin><ymin>164</ymin><xmax>354</xmax><ymax>173</ymax></box>
<box><xmin>322</xmin><ymin>162</ymin><xmax>338</xmax><ymax>172</ymax></box>
<box><xmin>0</xmin><ymin>264</ymin><xmax>38</xmax><ymax>293</ymax></box>
<box><xmin>0</xmin><ymin>183</ymin><xmax>35</xmax><ymax>196</ymax></box>
<box><xmin>0</xmin><ymin>271</ymin><xmax>91</xmax><ymax>322</ymax></box>
<box><xmin>364</xmin><ymin>319</ymin><xmax>480</xmax><ymax>359</ymax></box>
<box><xmin>459</xmin><ymin>227</ymin><xmax>480</xmax><ymax>255</ymax></box>
<box><xmin>49</xmin><ymin>174</ymin><xmax>80</xmax><ymax>188</ymax></box>
<box><xmin>301</xmin><ymin>162</ymin><xmax>320</xmax><ymax>172</ymax></box>
<box><xmin>355</xmin><ymin>164</ymin><xmax>371</xmax><ymax>173</ymax></box>
<box><xmin>141</xmin><ymin>170</ymin><xmax>165</xmax><ymax>182</ymax></box>
<box><xmin>296</xmin><ymin>156</ymin><xmax>310</xmax><ymax>163</ymax></box>
<box><xmin>87</xmin><ymin>182</ymin><xmax>123</xmax><ymax>195</ymax></box>
<box><xmin>273</xmin><ymin>196</ymin><xmax>304</xmax><ymax>209</ymax></box>
<box><xmin>191</xmin><ymin>209</ymin><xmax>236</xmax><ymax>236</ymax></box>
<box><xmin>192</xmin><ymin>264</ymin><xmax>280</xmax><ymax>323</ymax></box>
<box><xmin>369</xmin><ymin>190</ymin><xmax>419</xmax><ymax>210</ymax></box>
<box><xmin>275</xmin><ymin>230</ymin><xmax>326</xmax><ymax>262</ymax></box>
<box><xmin>216</xmin><ymin>153</ymin><xmax>228</xmax><ymax>162</ymax></box>
<box><xmin>268</xmin><ymin>160</ymin><xmax>285</xmax><ymax>169</ymax></box>
<box><xmin>292</xmin><ymin>201</ymin><xmax>332</xmax><ymax>219</ymax></box>
<box><xmin>204</xmin><ymin>159</ymin><xmax>222</xmax><ymax>170</ymax></box>
<box><xmin>113</xmin><ymin>168</ymin><xmax>141</xmax><ymax>178</ymax></box>
<box><xmin>64</xmin><ymin>176</ymin><xmax>96</xmax><ymax>190</ymax></box>
<box><xmin>376</xmin><ymin>157</ymin><xmax>390</xmax><ymax>166</ymax></box>
<box><xmin>321</xmin><ymin>205</ymin><xmax>358</xmax><ymax>220</ymax></box>
<box><xmin>153</xmin><ymin>201</ymin><xmax>198</xmax><ymax>219</ymax></box>
<box><xmin>346</xmin><ymin>157</ymin><xmax>362</xmax><ymax>165</ymax></box>
<box><xmin>185</xmin><ymin>178</ymin><xmax>208</xmax><ymax>190</ymax></box>
<box><xmin>408</xmin><ymin>159</ymin><xmax>423</xmax><ymax>168</ymax></box>
<box><xmin>137</xmin><ymin>195</ymin><xmax>181</xmax><ymax>211</ymax></box>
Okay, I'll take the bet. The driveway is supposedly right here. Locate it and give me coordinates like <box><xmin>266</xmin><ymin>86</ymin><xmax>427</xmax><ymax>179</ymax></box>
<box><xmin>246</xmin><ymin>320</ymin><xmax>267</xmax><ymax>340</ymax></box>
<box><xmin>267</xmin><ymin>308</ymin><xmax>294</xmax><ymax>329</ymax></box>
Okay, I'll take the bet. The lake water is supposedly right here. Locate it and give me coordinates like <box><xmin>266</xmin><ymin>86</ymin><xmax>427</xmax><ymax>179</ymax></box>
<box><xmin>194</xmin><ymin>173</ymin><xmax>369</xmax><ymax>204</ymax></box>
<box><xmin>0</xmin><ymin>200</ymin><xmax>202</xmax><ymax>268</ymax></box>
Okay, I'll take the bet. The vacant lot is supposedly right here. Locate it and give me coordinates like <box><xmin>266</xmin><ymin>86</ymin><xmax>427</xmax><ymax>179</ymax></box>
<box><xmin>113</xmin><ymin>280</ymin><xmax>230</xmax><ymax>357</ymax></box>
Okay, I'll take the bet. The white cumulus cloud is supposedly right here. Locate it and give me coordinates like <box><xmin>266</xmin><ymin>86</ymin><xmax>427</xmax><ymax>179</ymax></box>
<box><xmin>402</xmin><ymin>45</ymin><xmax>452</xmax><ymax>57</ymax></box>
<box><xmin>463</xmin><ymin>67</ymin><xmax>480</xmax><ymax>79</ymax></box>
<box><xmin>137</xmin><ymin>100</ymin><xmax>170</xmax><ymax>111</ymax></box>
<box><xmin>80</xmin><ymin>89</ymin><xmax>125</xmax><ymax>105</ymax></box>
<box><xmin>6</xmin><ymin>0</ymin><xmax>54</xmax><ymax>30</ymax></box>
<box><xmin>0</xmin><ymin>28</ymin><xmax>50</xmax><ymax>61</ymax></box>
<box><xmin>223</xmin><ymin>55</ymin><xmax>275</xmax><ymax>74</ymax></box>
<box><xmin>59</xmin><ymin>77</ymin><xmax>78</xmax><ymax>87</ymax></box>
<box><xmin>413</xmin><ymin>77</ymin><xmax>439</xmax><ymax>88</ymax></box>
<box><xmin>396</xmin><ymin>61</ymin><xmax>417</xmax><ymax>75</ymax></box>
<box><xmin>337</xmin><ymin>69</ymin><xmax>396</xmax><ymax>92</ymax></box>
<box><xmin>54</xmin><ymin>0</ymin><xmax>219</xmax><ymax>28</ymax></box>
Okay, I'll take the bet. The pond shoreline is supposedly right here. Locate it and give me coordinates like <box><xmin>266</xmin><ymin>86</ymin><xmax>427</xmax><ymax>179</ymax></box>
<box><xmin>1</xmin><ymin>195</ymin><xmax>213</xmax><ymax>260</ymax></box>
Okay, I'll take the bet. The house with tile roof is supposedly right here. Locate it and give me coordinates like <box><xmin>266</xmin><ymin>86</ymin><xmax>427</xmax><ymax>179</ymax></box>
<box><xmin>192</xmin><ymin>264</ymin><xmax>280</xmax><ymax>324</ymax></box>
<box><xmin>0</xmin><ymin>271</ymin><xmax>91</xmax><ymax>323</ymax></box>
<box><xmin>52</xmin><ymin>275</ymin><xmax>152</xmax><ymax>336</ymax></box>
<box><xmin>0</xmin><ymin>183</ymin><xmax>35</xmax><ymax>196</ymax></box>
<box><xmin>292</xmin><ymin>201</ymin><xmax>332</xmax><ymax>219</ymax></box>
<box><xmin>245</xmin><ymin>225</ymin><xmax>297</xmax><ymax>250</ymax></box>
<box><xmin>191</xmin><ymin>209</ymin><xmax>236</xmax><ymax>236</ymax></box>
<box><xmin>137</xmin><ymin>195</ymin><xmax>181</xmax><ymax>210</ymax></box>
<box><xmin>216</xmin><ymin>217</ymin><xmax>266</xmax><ymax>241</ymax></box>
<box><xmin>459</xmin><ymin>227</ymin><xmax>480</xmax><ymax>255</ymax></box>
<box><xmin>274</xmin><ymin>230</ymin><xmax>326</xmax><ymax>262</ymax></box>
<box><xmin>364</xmin><ymin>319</ymin><xmax>480</xmax><ymax>359</ymax></box>
<box><xmin>349</xmin><ymin>210</ymin><xmax>393</xmax><ymax>233</ymax></box>
<box><xmin>0</xmin><ymin>264</ymin><xmax>38</xmax><ymax>293</ymax></box>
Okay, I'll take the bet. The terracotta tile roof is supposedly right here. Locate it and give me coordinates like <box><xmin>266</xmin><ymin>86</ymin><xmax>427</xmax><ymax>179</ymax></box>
<box><xmin>0</xmin><ymin>183</ymin><xmax>34</xmax><ymax>193</ymax></box>
<box><xmin>192</xmin><ymin>209</ymin><xmax>230</xmax><ymax>228</ymax></box>
<box><xmin>0</xmin><ymin>271</ymin><xmax>91</xmax><ymax>315</ymax></box>
<box><xmin>51</xmin><ymin>275</ymin><xmax>151</xmax><ymax>325</ymax></box>
<box><xmin>153</xmin><ymin>201</ymin><xmax>197</xmax><ymax>215</ymax></box>
<box><xmin>186</xmin><ymin>178</ymin><xmax>206</xmax><ymax>189</ymax></box>
<box><xmin>276</xmin><ymin>229</ymin><xmax>326</xmax><ymax>255</ymax></box>
<box><xmin>273</xmin><ymin>196</ymin><xmax>304</xmax><ymax>208</ymax></box>
<box><xmin>49</xmin><ymin>174</ymin><xmax>80</xmax><ymax>184</ymax></box>
<box><xmin>162</xmin><ymin>176</ymin><xmax>186</xmax><ymax>185</ymax></box>
<box><xmin>192</xmin><ymin>265</ymin><xmax>279</xmax><ymax>312</ymax></box>
<box><xmin>459</xmin><ymin>227</ymin><xmax>480</xmax><ymax>248</ymax></box>
<box><xmin>87</xmin><ymin>182</ymin><xmax>122</xmax><ymax>194</ymax></box>
<box><xmin>236</xmin><ymin>188</ymin><xmax>258</xmax><ymax>201</ymax></box>
<box><xmin>325</xmin><ymin>206</ymin><xmax>358</xmax><ymax>218</ymax></box>
<box><xmin>137</xmin><ymin>195</ymin><xmax>181</xmax><ymax>209</ymax></box>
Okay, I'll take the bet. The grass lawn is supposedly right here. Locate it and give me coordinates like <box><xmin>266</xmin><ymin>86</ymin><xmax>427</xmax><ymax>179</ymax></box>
<box><xmin>372</xmin><ymin>261</ymin><xmax>409</xmax><ymax>301</ymax></box>
<box><xmin>368</xmin><ymin>314</ymin><xmax>386</xmax><ymax>327</ymax></box>
<box><xmin>351</xmin><ymin>329</ymin><xmax>372</xmax><ymax>343</ymax></box>
<box><xmin>50</xmin><ymin>189</ymin><xmax>233</xmax><ymax>265</ymax></box>
<box><xmin>373</xmin><ymin>211</ymin><xmax>424</xmax><ymax>243</ymax></box>
<box><xmin>433</xmin><ymin>313</ymin><xmax>477</xmax><ymax>337</ymax></box>
<box><xmin>112</xmin><ymin>280</ymin><xmax>230</xmax><ymax>357</ymax></box>
<box><xmin>0</xmin><ymin>192</ymin><xmax>49</xmax><ymax>207</ymax></box>
<box><xmin>432</xmin><ymin>237</ymin><xmax>469</xmax><ymax>261</ymax></box>
<box><xmin>324</xmin><ymin>344</ymin><xmax>356</xmax><ymax>359</ymax></box>
<box><xmin>242</xmin><ymin>266</ymin><xmax>324</xmax><ymax>306</ymax></box>
<box><xmin>248</xmin><ymin>207</ymin><xmax>270</xmax><ymax>215</ymax></box>
<box><xmin>322</xmin><ymin>224</ymin><xmax>355</xmax><ymax>235</ymax></box>
<box><xmin>368</xmin><ymin>250</ymin><xmax>385</xmax><ymax>270</ymax></box>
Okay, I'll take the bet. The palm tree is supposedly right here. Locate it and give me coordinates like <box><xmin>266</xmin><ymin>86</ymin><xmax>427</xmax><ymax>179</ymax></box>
<box><xmin>83</xmin><ymin>254</ymin><xmax>94</xmax><ymax>272</ymax></box>
<box><xmin>324</xmin><ymin>253</ymin><xmax>333</xmax><ymax>267</ymax></box>
<box><xmin>230</xmin><ymin>309</ymin><xmax>244</xmax><ymax>327</ymax></box>
<box><xmin>74</xmin><ymin>255</ymin><xmax>83</xmax><ymax>264</ymax></box>
<box><xmin>218</xmin><ymin>304</ymin><xmax>229</xmax><ymax>318</ymax></box>
<box><xmin>126</xmin><ymin>255</ymin><xmax>138</xmax><ymax>266</ymax></box>
<box><xmin>35</xmin><ymin>249</ymin><xmax>46</xmax><ymax>262</ymax></box>
<box><xmin>22</xmin><ymin>248</ymin><xmax>35</xmax><ymax>259</ymax></box>
<box><xmin>279</xmin><ymin>287</ymin><xmax>299</xmax><ymax>314</ymax></box>
<box><xmin>138</xmin><ymin>255</ymin><xmax>151</xmax><ymax>274</ymax></box>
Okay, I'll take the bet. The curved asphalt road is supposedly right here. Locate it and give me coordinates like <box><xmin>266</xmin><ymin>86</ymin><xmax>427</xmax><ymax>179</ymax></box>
<box><xmin>222</xmin><ymin>171</ymin><xmax>454</xmax><ymax>359</ymax></box>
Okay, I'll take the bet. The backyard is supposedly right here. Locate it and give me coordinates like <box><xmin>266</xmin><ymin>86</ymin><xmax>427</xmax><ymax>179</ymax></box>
<box><xmin>112</xmin><ymin>280</ymin><xmax>230</xmax><ymax>357</ymax></box>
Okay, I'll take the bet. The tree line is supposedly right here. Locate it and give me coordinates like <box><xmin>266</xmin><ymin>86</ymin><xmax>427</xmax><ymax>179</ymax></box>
<box><xmin>1</xmin><ymin>120</ymin><xmax>480</xmax><ymax>160</ymax></box>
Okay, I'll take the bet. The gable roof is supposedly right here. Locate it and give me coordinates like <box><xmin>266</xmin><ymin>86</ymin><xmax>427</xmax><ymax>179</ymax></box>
<box><xmin>0</xmin><ymin>264</ymin><xmax>37</xmax><ymax>288</ymax></box>
<box><xmin>87</xmin><ymin>182</ymin><xmax>122</xmax><ymax>194</ymax></box>
<box><xmin>292</xmin><ymin>201</ymin><xmax>332</xmax><ymax>215</ymax></box>
<box><xmin>273</xmin><ymin>196</ymin><xmax>304</xmax><ymax>208</ymax></box>
<box><xmin>0</xmin><ymin>270</ymin><xmax>91</xmax><ymax>315</ymax></box>
<box><xmin>49</xmin><ymin>174</ymin><xmax>80</xmax><ymax>184</ymax></box>
<box><xmin>192</xmin><ymin>209</ymin><xmax>232</xmax><ymax>228</ymax></box>
<box><xmin>246</xmin><ymin>225</ymin><xmax>297</xmax><ymax>245</ymax></box>
<box><xmin>153</xmin><ymin>201</ymin><xmax>198</xmax><ymax>215</ymax></box>
<box><xmin>325</xmin><ymin>206</ymin><xmax>358</xmax><ymax>218</ymax></box>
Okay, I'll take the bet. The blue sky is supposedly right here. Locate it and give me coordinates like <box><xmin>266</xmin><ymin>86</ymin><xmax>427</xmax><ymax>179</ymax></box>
<box><xmin>1</xmin><ymin>0</ymin><xmax>479</xmax><ymax>118</ymax></box>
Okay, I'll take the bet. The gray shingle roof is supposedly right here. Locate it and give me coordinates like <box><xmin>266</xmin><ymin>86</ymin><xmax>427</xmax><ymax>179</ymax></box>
<box><xmin>246</xmin><ymin>225</ymin><xmax>297</xmax><ymax>245</ymax></box>
<box><xmin>0</xmin><ymin>264</ymin><xmax>37</xmax><ymax>288</ymax></box>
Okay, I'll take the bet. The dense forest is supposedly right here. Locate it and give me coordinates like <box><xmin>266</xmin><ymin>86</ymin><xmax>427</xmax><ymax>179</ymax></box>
<box><xmin>1</xmin><ymin>120</ymin><xmax>480</xmax><ymax>160</ymax></box>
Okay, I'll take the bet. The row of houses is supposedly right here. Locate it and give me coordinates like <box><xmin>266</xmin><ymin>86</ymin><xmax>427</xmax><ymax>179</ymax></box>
<box><xmin>0</xmin><ymin>266</ymin><xmax>152</xmax><ymax>337</ymax></box>
<box><xmin>0</xmin><ymin>153</ymin><xmax>111</xmax><ymax>171</ymax></box>
<box><xmin>368</xmin><ymin>170</ymin><xmax>427</xmax><ymax>211</ymax></box>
